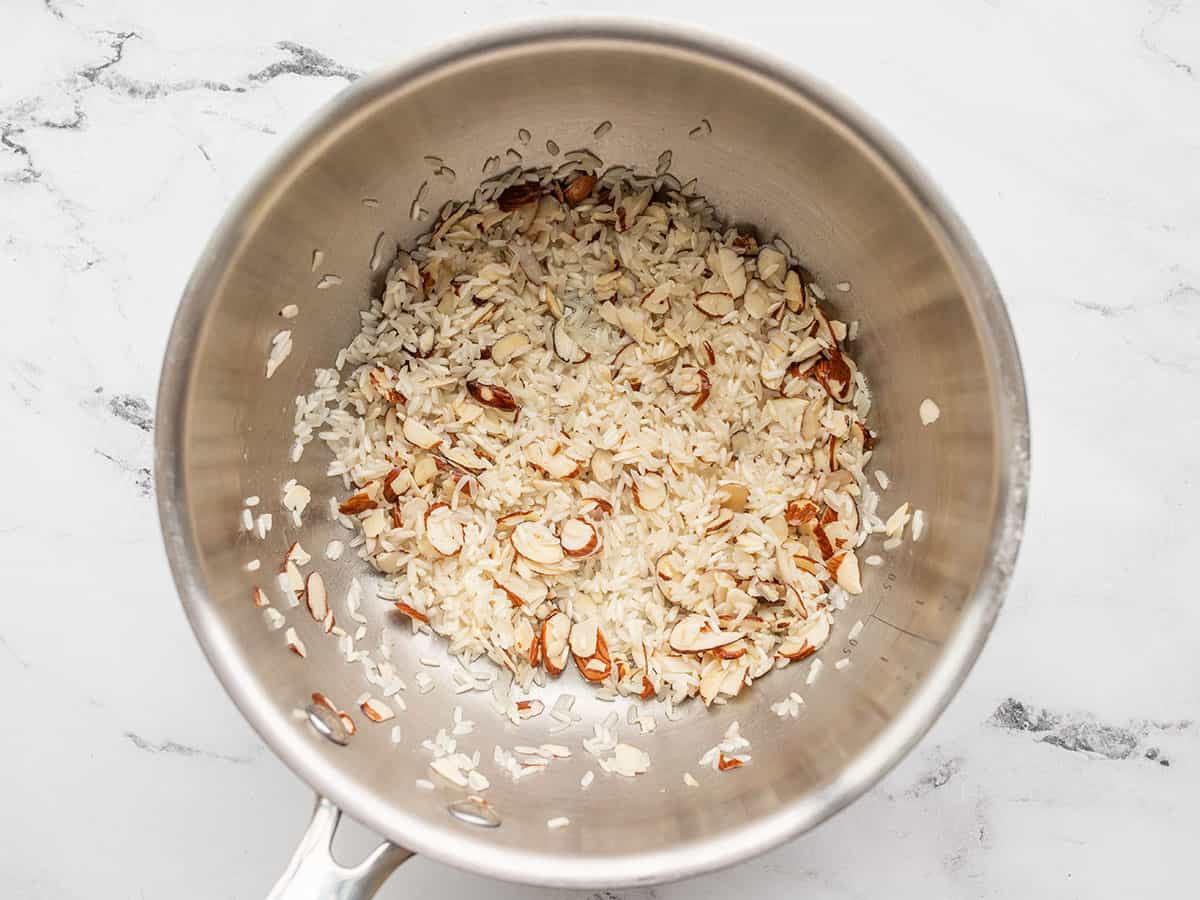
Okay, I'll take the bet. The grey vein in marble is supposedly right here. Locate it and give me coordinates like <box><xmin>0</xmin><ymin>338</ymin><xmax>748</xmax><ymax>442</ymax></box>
<box><xmin>125</xmin><ymin>732</ymin><xmax>251</xmax><ymax>765</ymax></box>
<box><xmin>990</xmin><ymin>698</ymin><xmax>1190</xmax><ymax>764</ymax></box>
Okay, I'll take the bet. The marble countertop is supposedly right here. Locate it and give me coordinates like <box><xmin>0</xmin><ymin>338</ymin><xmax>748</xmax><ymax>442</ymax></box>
<box><xmin>3</xmin><ymin>0</ymin><xmax>1197</xmax><ymax>897</ymax></box>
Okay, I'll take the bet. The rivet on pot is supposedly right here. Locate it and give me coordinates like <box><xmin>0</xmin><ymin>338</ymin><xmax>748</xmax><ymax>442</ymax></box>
<box><xmin>447</xmin><ymin>798</ymin><xmax>501</xmax><ymax>828</ymax></box>
<box><xmin>305</xmin><ymin>703</ymin><xmax>349</xmax><ymax>746</ymax></box>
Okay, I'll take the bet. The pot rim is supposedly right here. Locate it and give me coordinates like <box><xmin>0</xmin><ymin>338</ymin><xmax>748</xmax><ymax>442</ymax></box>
<box><xmin>155</xmin><ymin>17</ymin><xmax>1029</xmax><ymax>888</ymax></box>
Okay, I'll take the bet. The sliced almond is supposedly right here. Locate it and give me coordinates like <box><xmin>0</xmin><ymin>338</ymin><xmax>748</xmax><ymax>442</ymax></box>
<box><xmin>640</xmin><ymin>283</ymin><xmax>672</xmax><ymax>314</ymax></box>
<box><xmin>828</xmin><ymin>550</ymin><xmax>863</xmax><ymax>594</ymax></box>
<box><xmin>412</xmin><ymin>455</ymin><xmax>439</xmax><ymax>487</ymax></box>
<box><xmin>785</xmin><ymin>498</ymin><xmax>820</xmax><ymax>527</ymax></box>
<box><xmin>252</xmin><ymin>587</ymin><xmax>268</xmax><ymax>608</ymax></box>
<box><xmin>440</xmin><ymin>445</ymin><xmax>488</xmax><ymax>474</ymax></box>
<box><xmin>285</xmin><ymin>627</ymin><xmax>307</xmax><ymax>658</ymax></box>
<box><xmin>800</xmin><ymin>394</ymin><xmax>826</xmax><ymax>443</ymax></box>
<box><xmin>757</xmin><ymin>247</ymin><xmax>786</xmax><ymax>285</ymax></box>
<box><xmin>560</xmin><ymin>517</ymin><xmax>600</xmax><ymax>557</ymax></box>
<box><xmin>394</xmin><ymin>601</ymin><xmax>429</xmax><ymax>624</ymax></box>
<box><xmin>784</xmin><ymin>268</ymin><xmax>807</xmax><ymax>312</ymax></box>
<box><xmin>403</xmin><ymin>417</ymin><xmax>442</xmax><ymax>450</ymax></box>
<box><xmin>497</xmin><ymin>508</ymin><xmax>539</xmax><ymax>529</ymax></box>
<box><xmin>466</xmin><ymin>381</ymin><xmax>519</xmax><ymax>412</ymax></box>
<box><xmin>551</xmin><ymin>319</ymin><xmax>589</xmax><ymax>363</ymax></box>
<box><xmin>491</xmin><ymin>332</ymin><xmax>531</xmax><ymax>366</ymax></box>
<box><xmin>580</xmin><ymin>497</ymin><xmax>614</xmax><ymax>521</ymax></box>
<box><xmin>809</xmin><ymin>352</ymin><xmax>855</xmax><ymax>403</ymax></box>
<box><xmin>424</xmin><ymin>503</ymin><xmax>464</xmax><ymax>557</ymax></box>
<box><xmin>669</xmin><ymin>616</ymin><xmax>743</xmax><ymax>653</ymax></box>
<box><xmin>590</xmin><ymin>449</ymin><xmax>616</xmax><ymax>482</ymax></box>
<box><xmin>361</xmin><ymin>698</ymin><xmax>394</xmax><ymax>723</ymax></box>
<box><xmin>338</xmin><ymin>492</ymin><xmax>377</xmax><ymax>516</ymax></box>
<box><xmin>717</xmin><ymin>753</ymin><xmax>745</xmax><ymax>771</ymax></box>
<box><xmin>631</xmin><ymin>472</ymin><xmax>667</xmax><ymax>511</ymax></box>
<box><xmin>615</xmin><ymin>305</ymin><xmax>652</xmax><ymax>344</ymax></box>
<box><xmin>305</xmin><ymin>572</ymin><xmax>328</xmax><ymax>622</ymax></box>
<box><xmin>640</xmin><ymin>675</ymin><xmax>656</xmax><ymax>700</ymax></box>
<box><xmin>563</xmin><ymin>173</ymin><xmax>597</xmax><ymax>205</ymax></box>
<box><xmin>704</xmin><ymin>507</ymin><xmax>735</xmax><ymax>535</ymax></box>
<box><xmin>571</xmin><ymin>625</ymin><xmax>611</xmax><ymax>682</ymax></box>
<box><xmin>716</xmin><ymin>482</ymin><xmax>749</xmax><ymax>513</ymax></box>
<box><xmin>512</xmin><ymin>521</ymin><xmax>565</xmax><ymax>566</ymax></box>
<box><xmin>691</xmin><ymin>368</ymin><xmax>711</xmax><ymax>410</ymax></box>
<box><xmin>516</xmin><ymin>698</ymin><xmax>545</xmax><ymax>720</ymax></box>
<box><xmin>497</xmin><ymin>182</ymin><xmax>542</xmax><ymax>211</ymax></box>
<box><xmin>743</xmin><ymin>279</ymin><xmax>775</xmax><ymax>319</ymax></box>
<box><xmin>696</xmin><ymin>291</ymin><xmax>734</xmax><ymax>318</ymax></box>
<box><xmin>541</xmin><ymin>612</ymin><xmax>571</xmax><ymax>675</ymax></box>
<box><xmin>492</xmin><ymin>571</ymin><xmax>548</xmax><ymax>608</ymax></box>
<box><xmin>337</xmin><ymin>712</ymin><xmax>357</xmax><ymax>736</ymax></box>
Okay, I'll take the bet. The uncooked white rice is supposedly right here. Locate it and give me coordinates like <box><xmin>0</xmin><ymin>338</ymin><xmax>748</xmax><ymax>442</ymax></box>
<box><xmin>289</xmin><ymin>160</ymin><xmax>891</xmax><ymax>709</ymax></box>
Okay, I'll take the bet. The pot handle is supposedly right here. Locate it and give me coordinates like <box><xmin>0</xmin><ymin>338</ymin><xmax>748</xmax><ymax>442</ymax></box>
<box><xmin>267</xmin><ymin>796</ymin><xmax>413</xmax><ymax>900</ymax></box>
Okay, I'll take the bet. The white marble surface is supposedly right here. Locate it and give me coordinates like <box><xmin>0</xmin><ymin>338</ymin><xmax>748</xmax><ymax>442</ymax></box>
<box><xmin>3</xmin><ymin>0</ymin><xmax>1198</xmax><ymax>896</ymax></box>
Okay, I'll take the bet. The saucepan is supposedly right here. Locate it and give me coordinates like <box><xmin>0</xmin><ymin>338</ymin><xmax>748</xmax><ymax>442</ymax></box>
<box><xmin>155</xmin><ymin>20</ymin><xmax>1028</xmax><ymax>898</ymax></box>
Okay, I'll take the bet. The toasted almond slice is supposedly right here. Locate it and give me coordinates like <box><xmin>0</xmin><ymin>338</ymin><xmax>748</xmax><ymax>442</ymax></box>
<box><xmin>572</xmin><ymin>627</ymin><xmax>611</xmax><ymax>682</ymax></box>
<box><xmin>311</xmin><ymin>692</ymin><xmax>338</xmax><ymax>715</ymax></box>
<box><xmin>669</xmin><ymin>616</ymin><xmax>743</xmax><ymax>653</ymax></box>
<box><xmin>828</xmin><ymin>550</ymin><xmax>863</xmax><ymax>594</ymax></box>
<box><xmin>698</xmin><ymin>662</ymin><xmax>726</xmax><ymax>704</ymax></box>
<box><xmin>696</xmin><ymin>291</ymin><xmax>734</xmax><ymax>318</ymax></box>
<box><xmin>812</xmin><ymin>523</ymin><xmax>836</xmax><ymax>560</ymax></box>
<box><xmin>516</xmin><ymin>698</ymin><xmax>545</xmax><ymax>720</ymax></box>
<box><xmin>497</xmin><ymin>509</ymin><xmax>539</xmax><ymax>529</ymax></box>
<box><xmin>252</xmin><ymin>587</ymin><xmax>269</xmax><ymax>608</ymax></box>
<box><xmin>403</xmin><ymin>417</ymin><xmax>442</xmax><ymax>450</ymax></box>
<box><xmin>757</xmin><ymin>247</ymin><xmax>786</xmax><ymax>284</ymax></box>
<box><xmin>466</xmin><ymin>380</ymin><xmax>519</xmax><ymax>412</ymax></box>
<box><xmin>512</xmin><ymin>521</ymin><xmax>565</xmax><ymax>566</ymax></box>
<box><xmin>541</xmin><ymin>612</ymin><xmax>571</xmax><ymax>675</ymax></box>
<box><xmin>640</xmin><ymin>675</ymin><xmax>656</xmax><ymax>700</ymax></box>
<box><xmin>563</xmin><ymin>173</ymin><xmax>597</xmax><ymax>205</ymax></box>
<box><xmin>615</xmin><ymin>305</ymin><xmax>652</xmax><ymax>343</ymax></box>
<box><xmin>412</xmin><ymin>455</ymin><xmax>438</xmax><ymax>487</ymax></box>
<box><xmin>716</xmin><ymin>482</ymin><xmax>749</xmax><ymax>513</ymax></box>
<box><xmin>361</xmin><ymin>698</ymin><xmax>394</xmax><ymax>723</ymax></box>
<box><xmin>282</xmin><ymin>559</ymin><xmax>304</xmax><ymax>593</ymax></box>
<box><xmin>793</xmin><ymin>554</ymin><xmax>821</xmax><ymax>576</ymax></box>
<box><xmin>492</xmin><ymin>571</ymin><xmax>548</xmax><ymax>608</ymax></box>
<box><xmin>527</xmin><ymin>444</ymin><xmax>582</xmax><ymax>479</ymax></box>
<box><xmin>717</xmin><ymin>753</ymin><xmax>745</xmax><ymax>771</ymax></box>
<box><xmin>631</xmin><ymin>472</ymin><xmax>667</xmax><ymax>511</ymax></box>
<box><xmin>491</xmin><ymin>332</ymin><xmax>531</xmax><ymax>366</ymax></box>
<box><xmin>640</xmin><ymin>283</ymin><xmax>672</xmax><ymax>314</ymax></box>
<box><xmin>590</xmin><ymin>449</ymin><xmax>616</xmax><ymax>482</ymax></box>
<box><xmin>743</xmin><ymin>279</ymin><xmax>775</xmax><ymax>319</ymax></box>
<box><xmin>690</xmin><ymin>368</ymin><xmax>711</xmax><ymax>410</ymax></box>
<box><xmin>560</xmin><ymin>517</ymin><xmax>600</xmax><ymax>557</ymax></box>
<box><xmin>579</xmin><ymin>497</ymin><xmax>614</xmax><ymax>521</ymax></box>
<box><xmin>285</xmin><ymin>627</ymin><xmax>306</xmax><ymax>658</ymax></box>
<box><xmin>394</xmin><ymin>601</ymin><xmax>429</xmax><ymax>624</ymax></box>
<box><xmin>800</xmin><ymin>394</ymin><xmax>826</xmax><ymax>443</ymax></box>
<box><xmin>551</xmin><ymin>319</ymin><xmax>589</xmax><ymax>363</ymax></box>
<box><xmin>443</xmin><ymin>445</ymin><xmax>489</xmax><ymax>474</ymax></box>
<box><xmin>305</xmin><ymin>572</ymin><xmax>328</xmax><ymax>622</ymax></box>
<box><xmin>785</xmin><ymin>498</ymin><xmax>820</xmax><ymax>527</ymax></box>
<box><xmin>655</xmin><ymin>553</ymin><xmax>683</xmax><ymax>598</ymax></box>
<box><xmin>424</xmin><ymin>504</ymin><xmax>464</xmax><ymax>557</ymax></box>
<box><xmin>810</xmin><ymin>303</ymin><xmax>838</xmax><ymax>347</ymax></box>
<box><xmin>497</xmin><ymin>182</ymin><xmax>542</xmax><ymax>211</ymax></box>
<box><xmin>784</xmin><ymin>268</ymin><xmax>807</xmax><ymax>312</ymax></box>
<box><xmin>705</xmin><ymin>507</ymin><xmax>735</xmax><ymax>535</ymax></box>
<box><xmin>338</xmin><ymin>492</ymin><xmax>377</xmax><ymax>515</ymax></box>
<box><xmin>569</xmin><ymin>619</ymin><xmax>598</xmax><ymax>657</ymax></box>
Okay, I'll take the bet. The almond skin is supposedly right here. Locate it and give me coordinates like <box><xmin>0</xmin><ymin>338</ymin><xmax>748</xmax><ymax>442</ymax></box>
<box><xmin>466</xmin><ymin>380</ymin><xmax>519</xmax><ymax>412</ymax></box>
<box><xmin>497</xmin><ymin>182</ymin><xmax>542</xmax><ymax>211</ymax></box>
<box><xmin>338</xmin><ymin>492</ymin><xmax>377</xmax><ymax>515</ymax></box>
<box><xmin>563</xmin><ymin>174</ymin><xmax>597</xmax><ymax>206</ymax></box>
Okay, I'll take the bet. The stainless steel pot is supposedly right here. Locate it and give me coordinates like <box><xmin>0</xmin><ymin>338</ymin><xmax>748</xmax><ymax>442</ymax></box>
<box><xmin>156</xmin><ymin>20</ymin><xmax>1028</xmax><ymax>898</ymax></box>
